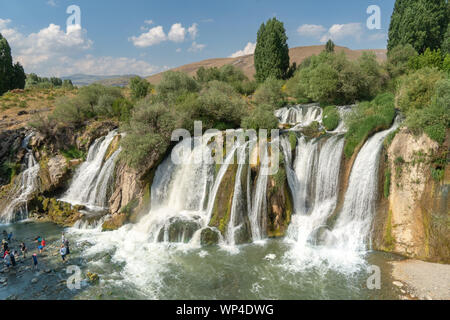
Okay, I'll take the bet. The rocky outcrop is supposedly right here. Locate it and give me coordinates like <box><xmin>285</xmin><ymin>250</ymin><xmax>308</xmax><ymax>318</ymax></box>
<box><xmin>29</xmin><ymin>197</ymin><xmax>83</xmax><ymax>226</ymax></box>
<box><xmin>266</xmin><ymin>177</ymin><xmax>292</xmax><ymax>238</ymax></box>
<box><xmin>38</xmin><ymin>155</ymin><xmax>71</xmax><ymax>194</ymax></box>
<box><xmin>373</xmin><ymin>129</ymin><xmax>449</xmax><ymax>263</ymax></box>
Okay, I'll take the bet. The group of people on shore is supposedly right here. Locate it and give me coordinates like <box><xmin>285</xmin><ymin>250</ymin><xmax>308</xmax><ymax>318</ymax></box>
<box><xmin>2</xmin><ymin>230</ymin><xmax>71</xmax><ymax>271</ymax></box>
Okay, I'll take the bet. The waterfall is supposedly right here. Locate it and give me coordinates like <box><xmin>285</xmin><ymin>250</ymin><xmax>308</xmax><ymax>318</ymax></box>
<box><xmin>0</xmin><ymin>133</ymin><xmax>40</xmax><ymax>223</ymax></box>
<box><xmin>286</xmin><ymin>135</ymin><xmax>344</xmax><ymax>246</ymax></box>
<box><xmin>60</xmin><ymin>130</ymin><xmax>120</xmax><ymax>210</ymax></box>
<box><xmin>324</xmin><ymin>121</ymin><xmax>399</xmax><ymax>253</ymax></box>
<box><xmin>225</xmin><ymin>141</ymin><xmax>249</xmax><ymax>245</ymax></box>
<box><xmin>143</xmin><ymin>134</ymin><xmax>215</xmax><ymax>243</ymax></box>
<box><xmin>249</xmin><ymin>142</ymin><xmax>269</xmax><ymax>241</ymax></box>
<box><xmin>275</xmin><ymin>104</ymin><xmax>322</xmax><ymax>126</ymax></box>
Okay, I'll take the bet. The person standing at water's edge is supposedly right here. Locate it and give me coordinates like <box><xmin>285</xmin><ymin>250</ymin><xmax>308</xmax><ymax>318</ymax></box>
<box><xmin>32</xmin><ymin>253</ymin><xmax>38</xmax><ymax>271</ymax></box>
<box><xmin>64</xmin><ymin>238</ymin><xmax>70</xmax><ymax>255</ymax></box>
<box><xmin>20</xmin><ymin>242</ymin><xmax>27</xmax><ymax>258</ymax></box>
<box><xmin>60</xmin><ymin>245</ymin><xmax>67</xmax><ymax>263</ymax></box>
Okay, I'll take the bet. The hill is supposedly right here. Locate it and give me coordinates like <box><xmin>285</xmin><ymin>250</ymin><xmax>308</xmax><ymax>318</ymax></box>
<box><xmin>61</xmin><ymin>74</ymin><xmax>137</xmax><ymax>87</ymax></box>
<box><xmin>146</xmin><ymin>45</ymin><xmax>387</xmax><ymax>84</ymax></box>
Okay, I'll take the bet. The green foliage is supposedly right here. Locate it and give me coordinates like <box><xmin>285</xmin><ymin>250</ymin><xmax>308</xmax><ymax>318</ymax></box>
<box><xmin>196</xmin><ymin>81</ymin><xmax>248</xmax><ymax>128</ymax></box>
<box><xmin>344</xmin><ymin>93</ymin><xmax>396</xmax><ymax>158</ymax></box>
<box><xmin>386</xmin><ymin>44</ymin><xmax>418</xmax><ymax>78</ymax></box>
<box><xmin>253</xmin><ymin>77</ymin><xmax>286</xmax><ymax>110</ymax></box>
<box><xmin>195</xmin><ymin>65</ymin><xmax>255</xmax><ymax>95</ymax></box>
<box><xmin>288</xmin><ymin>131</ymin><xmax>297</xmax><ymax>150</ymax></box>
<box><xmin>25</xmin><ymin>73</ymin><xmax>64</xmax><ymax>89</ymax></box>
<box><xmin>408</xmin><ymin>48</ymin><xmax>448</xmax><ymax>71</ymax></box>
<box><xmin>254</xmin><ymin>18</ymin><xmax>290</xmax><ymax>82</ymax></box>
<box><xmin>51</xmin><ymin>84</ymin><xmax>123</xmax><ymax>126</ymax></box>
<box><xmin>431</xmin><ymin>168</ymin><xmax>445</xmax><ymax>182</ymax></box>
<box><xmin>112</xmin><ymin>98</ymin><xmax>134</xmax><ymax>122</ymax></box>
<box><xmin>442</xmin><ymin>24</ymin><xmax>450</xmax><ymax>54</ymax></box>
<box><xmin>384</xmin><ymin>169</ymin><xmax>391</xmax><ymax>198</ymax></box>
<box><xmin>325</xmin><ymin>40</ymin><xmax>335</xmax><ymax>53</ymax></box>
<box><xmin>0</xmin><ymin>33</ymin><xmax>26</xmax><ymax>95</ymax></box>
<box><xmin>157</xmin><ymin>71</ymin><xmax>200</xmax><ymax>100</ymax></box>
<box><xmin>302</xmin><ymin>121</ymin><xmax>322</xmax><ymax>137</ymax></box>
<box><xmin>241</xmin><ymin>104</ymin><xmax>279</xmax><ymax>132</ymax></box>
<box><xmin>129</xmin><ymin>76</ymin><xmax>151</xmax><ymax>100</ymax></box>
<box><xmin>405</xmin><ymin>78</ymin><xmax>450</xmax><ymax>144</ymax></box>
<box><xmin>285</xmin><ymin>51</ymin><xmax>385</xmax><ymax>105</ymax></box>
<box><xmin>322</xmin><ymin>106</ymin><xmax>340</xmax><ymax>131</ymax></box>
<box><xmin>395</xmin><ymin>67</ymin><xmax>443</xmax><ymax>113</ymax></box>
<box><xmin>62</xmin><ymin>79</ymin><xmax>74</xmax><ymax>89</ymax></box>
<box><xmin>120</xmin><ymin>100</ymin><xmax>178</xmax><ymax>168</ymax></box>
<box><xmin>387</xmin><ymin>0</ymin><xmax>449</xmax><ymax>54</ymax></box>
<box><xmin>61</xmin><ymin>146</ymin><xmax>86</xmax><ymax>160</ymax></box>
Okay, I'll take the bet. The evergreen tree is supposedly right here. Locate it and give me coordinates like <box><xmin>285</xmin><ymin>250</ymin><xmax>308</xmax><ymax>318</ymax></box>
<box><xmin>0</xmin><ymin>33</ymin><xmax>13</xmax><ymax>95</ymax></box>
<box><xmin>442</xmin><ymin>24</ymin><xmax>450</xmax><ymax>54</ymax></box>
<box><xmin>254</xmin><ymin>18</ymin><xmax>290</xmax><ymax>82</ymax></box>
<box><xmin>325</xmin><ymin>39</ymin><xmax>335</xmax><ymax>53</ymax></box>
<box><xmin>0</xmin><ymin>33</ymin><xmax>26</xmax><ymax>94</ymax></box>
<box><xmin>388</xmin><ymin>0</ymin><xmax>448</xmax><ymax>54</ymax></box>
<box><xmin>12</xmin><ymin>62</ymin><xmax>26</xmax><ymax>90</ymax></box>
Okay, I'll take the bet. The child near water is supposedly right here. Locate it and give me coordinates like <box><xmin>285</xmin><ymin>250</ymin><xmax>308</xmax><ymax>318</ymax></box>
<box><xmin>32</xmin><ymin>253</ymin><xmax>38</xmax><ymax>271</ymax></box>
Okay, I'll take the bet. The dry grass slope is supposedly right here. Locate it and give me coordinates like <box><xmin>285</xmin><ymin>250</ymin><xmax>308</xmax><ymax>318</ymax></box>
<box><xmin>147</xmin><ymin>45</ymin><xmax>387</xmax><ymax>84</ymax></box>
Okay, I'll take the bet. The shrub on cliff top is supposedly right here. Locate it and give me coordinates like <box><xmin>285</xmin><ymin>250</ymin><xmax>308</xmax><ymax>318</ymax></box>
<box><xmin>344</xmin><ymin>93</ymin><xmax>396</xmax><ymax>158</ymax></box>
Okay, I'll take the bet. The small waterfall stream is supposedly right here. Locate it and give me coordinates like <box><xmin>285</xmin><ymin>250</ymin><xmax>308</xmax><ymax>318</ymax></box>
<box><xmin>0</xmin><ymin>133</ymin><xmax>40</xmax><ymax>223</ymax></box>
<box><xmin>60</xmin><ymin>130</ymin><xmax>120</xmax><ymax>210</ymax></box>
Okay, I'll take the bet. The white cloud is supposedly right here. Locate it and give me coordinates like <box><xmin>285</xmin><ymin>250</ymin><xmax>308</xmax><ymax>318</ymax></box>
<box><xmin>144</xmin><ymin>20</ymin><xmax>154</xmax><ymax>25</ymax></box>
<box><xmin>168</xmin><ymin>23</ymin><xmax>186</xmax><ymax>43</ymax></box>
<box><xmin>230</xmin><ymin>42</ymin><xmax>256</xmax><ymax>58</ymax></box>
<box><xmin>130</xmin><ymin>25</ymin><xmax>167</xmax><ymax>47</ymax></box>
<box><xmin>176</xmin><ymin>48</ymin><xmax>182</xmax><ymax>53</ymax></box>
<box><xmin>188</xmin><ymin>41</ymin><xmax>206</xmax><ymax>52</ymax></box>
<box><xmin>0</xmin><ymin>18</ymin><xmax>12</xmax><ymax>30</ymax></box>
<box><xmin>46</xmin><ymin>0</ymin><xmax>57</xmax><ymax>7</ymax></box>
<box><xmin>188</xmin><ymin>23</ymin><xmax>198</xmax><ymax>39</ymax></box>
<box><xmin>320</xmin><ymin>23</ymin><xmax>363</xmax><ymax>43</ymax></box>
<box><xmin>0</xmin><ymin>19</ymin><xmax>161</xmax><ymax>77</ymax></box>
<box><xmin>297</xmin><ymin>24</ymin><xmax>327</xmax><ymax>38</ymax></box>
<box><xmin>56</xmin><ymin>55</ymin><xmax>162</xmax><ymax>76</ymax></box>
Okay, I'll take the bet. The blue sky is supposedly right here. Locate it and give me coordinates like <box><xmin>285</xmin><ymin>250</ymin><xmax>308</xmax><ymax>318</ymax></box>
<box><xmin>0</xmin><ymin>0</ymin><xmax>395</xmax><ymax>77</ymax></box>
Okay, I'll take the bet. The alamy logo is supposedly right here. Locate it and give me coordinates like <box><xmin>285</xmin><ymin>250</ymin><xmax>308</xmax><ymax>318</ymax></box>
<box><xmin>367</xmin><ymin>5</ymin><xmax>381</xmax><ymax>30</ymax></box>
<box><xmin>66</xmin><ymin>265</ymin><xmax>82</xmax><ymax>290</ymax></box>
<box><xmin>66</xmin><ymin>5</ymin><xmax>81</xmax><ymax>33</ymax></box>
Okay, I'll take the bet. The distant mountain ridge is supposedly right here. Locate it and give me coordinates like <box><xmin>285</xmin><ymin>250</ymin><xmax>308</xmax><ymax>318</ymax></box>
<box><xmin>146</xmin><ymin>45</ymin><xmax>387</xmax><ymax>84</ymax></box>
<box><xmin>61</xmin><ymin>74</ymin><xmax>137</xmax><ymax>87</ymax></box>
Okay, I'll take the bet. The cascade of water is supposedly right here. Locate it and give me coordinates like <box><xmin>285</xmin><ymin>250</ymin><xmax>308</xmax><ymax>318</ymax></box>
<box><xmin>225</xmin><ymin>141</ymin><xmax>249</xmax><ymax>245</ymax></box>
<box><xmin>249</xmin><ymin>142</ymin><xmax>269</xmax><ymax>241</ymax></box>
<box><xmin>0</xmin><ymin>133</ymin><xmax>40</xmax><ymax>223</ymax></box>
<box><xmin>275</xmin><ymin>104</ymin><xmax>322</xmax><ymax>126</ymax></box>
<box><xmin>286</xmin><ymin>135</ymin><xmax>344</xmax><ymax>246</ymax></box>
<box><xmin>324</xmin><ymin>121</ymin><xmax>399</xmax><ymax>253</ymax></box>
<box><xmin>60</xmin><ymin>130</ymin><xmax>120</xmax><ymax>210</ymax></box>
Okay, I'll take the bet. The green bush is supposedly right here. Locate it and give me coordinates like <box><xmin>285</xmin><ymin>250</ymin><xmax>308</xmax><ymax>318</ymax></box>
<box><xmin>408</xmin><ymin>48</ymin><xmax>447</xmax><ymax>71</ymax></box>
<box><xmin>386</xmin><ymin>44</ymin><xmax>418</xmax><ymax>78</ymax></box>
<box><xmin>395</xmin><ymin>67</ymin><xmax>443</xmax><ymax>113</ymax></box>
<box><xmin>120</xmin><ymin>100</ymin><xmax>178</xmax><ymax>168</ymax></box>
<box><xmin>344</xmin><ymin>93</ymin><xmax>396</xmax><ymax>158</ymax></box>
<box><xmin>157</xmin><ymin>71</ymin><xmax>200</xmax><ymax>99</ymax></box>
<box><xmin>384</xmin><ymin>169</ymin><xmax>391</xmax><ymax>198</ymax></box>
<box><xmin>322</xmin><ymin>106</ymin><xmax>340</xmax><ymax>131</ymax></box>
<box><xmin>241</xmin><ymin>103</ymin><xmax>279</xmax><ymax>132</ymax></box>
<box><xmin>285</xmin><ymin>51</ymin><xmax>384</xmax><ymax>105</ymax></box>
<box><xmin>61</xmin><ymin>146</ymin><xmax>86</xmax><ymax>160</ymax></box>
<box><xmin>129</xmin><ymin>76</ymin><xmax>151</xmax><ymax>100</ymax></box>
<box><xmin>112</xmin><ymin>98</ymin><xmax>134</xmax><ymax>122</ymax></box>
<box><xmin>253</xmin><ymin>77</ymin><xmax>286</xmax><ymax>110</ymax></box>
<box><xmin>196</xmin><ymin>81</ymin><xmax>248</xmax><ymax>128</ymax></box>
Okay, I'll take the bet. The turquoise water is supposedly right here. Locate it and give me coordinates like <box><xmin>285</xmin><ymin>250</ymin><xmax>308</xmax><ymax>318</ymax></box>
<box><xmin>0</xmin><ymin>221</ymin><xmax>403</xmax><ymax>300</ymax></box>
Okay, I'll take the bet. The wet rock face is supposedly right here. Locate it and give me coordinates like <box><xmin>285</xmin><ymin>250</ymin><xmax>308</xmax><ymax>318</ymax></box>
<box><xmin>200</xmin><ymin>227</ymin><xmax>220</xmax><ymax>246</ymax></box>
<box><xmin>376</xmin><ymin>128</ymin><xmax>448</xmax><ymax>262</ymax></box>
<box><xmin>0</xmin><ymin>129</ymin><xmax>26</xmax><ymax>186</ymax></box>
<box><xmin>38</xmin><ymin>155</ymin><xmax>70</xmax><ymax>194</ymax></box>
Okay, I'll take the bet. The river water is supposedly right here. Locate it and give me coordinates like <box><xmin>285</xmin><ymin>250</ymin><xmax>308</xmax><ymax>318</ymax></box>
<box><xmin>0</xmin><ymin>220</ymin><xmax>403</xmax><ymax>300</ymax></box>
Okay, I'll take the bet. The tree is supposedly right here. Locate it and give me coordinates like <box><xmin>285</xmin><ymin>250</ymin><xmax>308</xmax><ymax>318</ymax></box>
<box><xmin>442</xmin><ymin>24</ymin><xmax>450</xmax><ymax>54</ymax></box>
<box><xmin>0</xmin><ymin>33</ymin><xmax>13</xmax><ymax>95</ymax></box>
<box><xmin>0</xmin><ymin>33</ymin><xmax>26</xmax><ymax>94</ymax></box>
<box><xmin>254</xmin><ymin>18</ymin><xmax>290</xmax><ymax>82</ymax></box>
<box><xmin>11</xmin><ymin>62</ymin><xmax>26</xmax><ymax>90</ymax></box>
<box><xmin>325</xmin><ymin>40</ymin><xmax>335</xmax><ymax>53</ymax></box>
<box><xmin>129</xmin><ymin>76</ymin><xmax>151</xmax><ymax>99</ymax></box>
<box><xmin>388</xmin><ymin>0</ymin><xmax>448</xmax><ymax>54</ymax></box>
